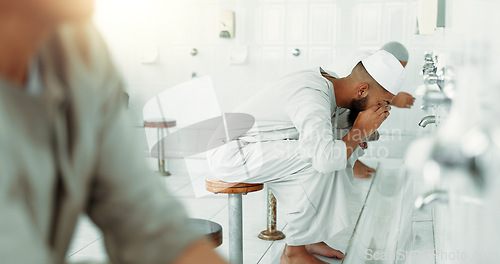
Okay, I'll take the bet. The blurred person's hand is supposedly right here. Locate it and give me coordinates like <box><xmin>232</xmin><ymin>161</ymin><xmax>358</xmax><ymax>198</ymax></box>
<box><xmin>173</xmin><ymin>239</ymin><xmax>228</xmax><ymax>264</ymax></box>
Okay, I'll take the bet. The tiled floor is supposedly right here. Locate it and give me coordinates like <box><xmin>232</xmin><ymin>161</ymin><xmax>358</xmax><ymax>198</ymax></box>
<box><xmin>66</xmin><ymin>158</ymin><xmax>436</xmax><ymax>264</ymax></box>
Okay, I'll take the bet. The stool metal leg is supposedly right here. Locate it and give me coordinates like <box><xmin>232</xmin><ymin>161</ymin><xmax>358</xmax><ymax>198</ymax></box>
<box><xmin>258</xmin><ymin>187</ymin><xmax>285</xmax><ymax>241</ymax></box>
<box><xmin>228</xmin><ymin>193</ymin><xmax>243</xmax><ymax>264</ymax></box>
<box><xmin>157</xmin><ymin>127</ymin><xmax>170</xmax><ymax>176</ymax></box>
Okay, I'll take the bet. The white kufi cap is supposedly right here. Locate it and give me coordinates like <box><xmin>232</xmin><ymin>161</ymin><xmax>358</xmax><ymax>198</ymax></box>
<box><xmin>361</xmin><ymin>50</ymin><xmax>406</xmax><ymax>95</ymax></box>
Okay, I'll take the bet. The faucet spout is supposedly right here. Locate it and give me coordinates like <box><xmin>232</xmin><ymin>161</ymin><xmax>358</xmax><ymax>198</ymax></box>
<box><xmin>419</xmin><ymin>115</ymin><xmax>436</xmax><ymax>127</ymax></box>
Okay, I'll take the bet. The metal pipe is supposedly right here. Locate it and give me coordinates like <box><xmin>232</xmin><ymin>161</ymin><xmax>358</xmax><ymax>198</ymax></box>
<box><xmin>267</xmin><ymin>190</ymin><xmax>277</xmax><ymax>232</ymax></box>
<box><xmin>258</xmin><ymin>187</ymin><xmax>285</xmax><ymax>241</ymax></box>
<box><xmin>157</xmin><ymin>127</ymin><xmax>170</xmax><ymax>176</ymax></box>
<box><xmin>228</xmin><ymin>193</ymin><xmax>243</xmax><ymax>264</ymax></box>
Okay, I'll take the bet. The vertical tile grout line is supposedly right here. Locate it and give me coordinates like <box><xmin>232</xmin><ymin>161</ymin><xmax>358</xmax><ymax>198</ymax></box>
<box><xmin>432</xmin><ymin>205</ymin><xmax>437</xmax><ymax>264</ymax></box>
<box><xmin>392</xmin><ymin>169</ymin><xmax>410</xmax><ymax>264</ymax></box>
<box><xmin>65</xmin><ymin>236</ymin><xmax>104</xmax><ymax>258</ymax></box>
<box><xmin>341</xmin><ymin>161</ymin><xmax>380</xmax><ymax>264</ymax></box>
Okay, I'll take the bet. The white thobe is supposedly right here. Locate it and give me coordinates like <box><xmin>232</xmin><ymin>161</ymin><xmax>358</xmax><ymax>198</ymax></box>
<box><xmin>208</xmin><ymin>68</ymin><xmax>354</xmax><ymax>245</ymax></box>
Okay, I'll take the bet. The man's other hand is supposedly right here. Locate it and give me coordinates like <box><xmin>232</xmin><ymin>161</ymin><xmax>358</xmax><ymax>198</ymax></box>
<box><xmin>391</xmin><ymin>92</ymin><xmax>415</xmax><ymax>108</ymax></box>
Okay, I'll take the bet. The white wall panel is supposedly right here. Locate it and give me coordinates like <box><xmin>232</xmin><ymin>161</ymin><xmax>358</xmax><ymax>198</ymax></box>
<box><xmin>309</xmin><ymin>4</ymin><xmax>336</xmax><ymax>46</ymax></box>
<box><xmin>164</xmin><ymin>47</ymin><xmax>193</xmax><ymax>85</ymax></box>
<box><xmin>286</xmin><ymin>4</ymin><xmax>308</xmax><ymax>45</ymax></box>
<box><xmin>214</xmin><ymin>45</ymin><xmax>261</xmax><ymax>112</ymax></box>
<box><xmin>193</xmin><ymin>4</ymin><xmax>217</xmax><ymax>45</ymax></box>
<box><xmin>196</xmin><ymin>0</ymin><xmax>217</xmax><ymax>3</ymax></box>
<box><xmin>259</xmin><ymin>47</ymin><xmax>285</xmax><ymax>83</ymax></box>
<box><xmin>309</xmin><ymin>0</ymin><xmax>335</xmax><ymax>3</ymax></box>
<box><xmin>309</xmin><ymin>47</ymin><xmax>334</xmax><ymax>69</ymax></box>
<box><xmin>336</xmin><ymin>2</ymin><xmax>356</xmax><ymax>46</ymax></box>
<box><xmin>357</xmin><ymin>3</ymin><xmax>382</xmax><ymax>46</ymax></box>
<box><xmin>260</xmin><ymin>5</ymin><xmax>286</xmax><ymax>45</ymax></box>
<box><xmin>384</xmin><ymin>3</ymin><xmax>409</xmax><ymax>43</ymax></box>
<box><xmin>167</xmin><ymin>4</ymin><xmax>194</xmax><ymax>46</ymax></box>
<box><xmin>237</xmin><ymin>3</ymin><xmax>259</xmax><ymax>45</ymax></box>
<box><xmin>258</xmin><ymin>0</ymin><xmax>285</xmax><ymax>3</ymax></box>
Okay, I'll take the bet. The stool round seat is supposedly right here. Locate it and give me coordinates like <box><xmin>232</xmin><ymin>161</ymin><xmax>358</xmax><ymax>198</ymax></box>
<box><xmin>188</xmin><ymin>218</ymin><xmax>223</xmax><ymax>248</ymax></box>
<box><xmin>205</xmin><ymin>179</ymin><xmax>263</xmax><ymax>194</ymax></box>
<box><xmin>144</xmin><ymin>118</ymin><xmax>177</xmax><ymax>128</ymax></box>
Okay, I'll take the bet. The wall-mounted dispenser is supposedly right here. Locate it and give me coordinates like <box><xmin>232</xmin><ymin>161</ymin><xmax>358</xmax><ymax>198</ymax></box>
<box><xmin>219</xmin><ymin>11</ymin><xmax>235</xmax><ymax>38</ymax></box>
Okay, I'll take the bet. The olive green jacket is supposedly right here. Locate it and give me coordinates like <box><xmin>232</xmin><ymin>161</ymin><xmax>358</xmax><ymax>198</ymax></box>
<box><xmin>0</xmin><ymin>22</ymin><xmax>199</xmax><ymax>264</ymax></box>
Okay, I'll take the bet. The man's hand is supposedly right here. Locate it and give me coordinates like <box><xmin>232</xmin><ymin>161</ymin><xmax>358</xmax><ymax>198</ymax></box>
<box><xmin>342</xmin><ymin>101</ymin><xmax>390</xmax><ymax>159</ymax></box>
<box><xmin>391</xmin><ymin>92</ymin><xmax>415</xmax><ymax>108</ymax></box>
<box><xmin>351</xmin><ymin>101</ymin><xmax>391</xmax><ymax>140</ymax></box>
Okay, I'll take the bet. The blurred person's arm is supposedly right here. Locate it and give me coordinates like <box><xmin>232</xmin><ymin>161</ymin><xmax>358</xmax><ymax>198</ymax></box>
<box><xmin>81</xmin><ymin>24</ymin><xmax>226</xmax><ymax>264</ymax></box>
<box><xmin>173</xmin><ymin>240</ymin><xmax>227</xmax><ymax>264</ymax></box>
<box><xmin>0</xmin><ymin>186</ymin><xmax>53</xmax><ymax>263</ymax></box>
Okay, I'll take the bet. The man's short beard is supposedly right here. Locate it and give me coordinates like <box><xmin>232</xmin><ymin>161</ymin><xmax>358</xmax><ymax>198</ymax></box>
<box><xmin>347</xmin><ymin>97</ymin><xmax>368</xmax><ymax>127</ymax></box>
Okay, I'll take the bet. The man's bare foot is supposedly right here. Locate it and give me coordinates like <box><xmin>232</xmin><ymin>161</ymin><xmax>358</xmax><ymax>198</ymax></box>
<box><xmin>305</xmin><ymin>242</ymin><xmax>345</xmax><ymax>259</ymax></box>
<box><xmin>353</xmin><ymin>160</ymin><xmax>376</xmax><ymax>178</ymax></box>
<box><xmin>281</xmin><ymin>244</ymin><xmax>329</xmax><ymax>264</ymax></box>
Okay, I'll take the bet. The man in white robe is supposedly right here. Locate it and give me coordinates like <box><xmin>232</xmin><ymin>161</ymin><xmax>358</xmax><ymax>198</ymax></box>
<box><xmin>330</xmin><ymin>42</ymin><xmax>415</xmax><ymax>179</ymax></box>
<box><xmin>208</xmin><ymin>50</ymin><xmax>406</xmax><ymax>264</ymax></box>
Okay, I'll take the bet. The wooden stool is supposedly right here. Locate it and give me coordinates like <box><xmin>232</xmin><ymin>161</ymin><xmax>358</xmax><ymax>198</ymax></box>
<box><xmin>206</xmin><ymin>179</ymin><xmax>263</xmax><ymax>264</ymax></box>
<box><xmin>144</xmin><ymin>118</ymin><xmax>176</xmax><ymax>176</ymax></box>
<box><xmin>188</xmin><ymin>218</ymin><xmax>223</xmax><ymax>248</ymax></box>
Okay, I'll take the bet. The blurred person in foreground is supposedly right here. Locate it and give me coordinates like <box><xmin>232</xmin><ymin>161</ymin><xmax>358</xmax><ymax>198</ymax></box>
<box><xmin>0</xmin><ymin>1</ymin><xmax>227</xmax><ymax>263</ymax></box>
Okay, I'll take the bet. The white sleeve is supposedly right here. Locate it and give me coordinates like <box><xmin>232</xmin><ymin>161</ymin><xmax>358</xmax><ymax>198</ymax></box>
<box><xmin>286</xmin><ymin>88</ymin><xmax>347</xmax><ymax>173</ymax></box>
<box><xmin>331</xmin><ymin>107</ymin><xmax>352</xmax><ymax>139</ymax></box>
<box><xmin>348</xmin><ymin>146</ymin><xmax>366</xmax><ymax>167</ymax></box>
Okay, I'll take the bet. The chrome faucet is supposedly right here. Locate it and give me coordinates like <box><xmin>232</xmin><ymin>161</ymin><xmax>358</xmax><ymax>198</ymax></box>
<box><xmin>422</xmin><ymin>53</ymin><xmax>438</xmax><ymax>76</ymax></box>
<box><xmin>421</xmin><ymin>53</ymin><xmax>454</xmax><ymax>110</ymax></box>
<box><xmin>419</xmin><ymin>115</ymin><xmax>436</xmax><ymax>127</ymax></box>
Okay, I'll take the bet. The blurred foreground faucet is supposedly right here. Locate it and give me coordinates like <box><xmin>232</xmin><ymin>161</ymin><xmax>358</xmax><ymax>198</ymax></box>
<box><xmin>421</xmin><ymin>52</ymin><xmax>454</xmax><ymax>110</ymax></box>
<box><xmin>415</xmin><ymin>190</ymin><xmax>448</xmax><ymax>210</ymax></box>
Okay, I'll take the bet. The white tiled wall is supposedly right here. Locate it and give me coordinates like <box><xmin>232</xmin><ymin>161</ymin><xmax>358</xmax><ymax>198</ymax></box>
<box><xmin>94</xmin><ymin>0</ymin><xmax>438</xmax><ymax>134</ymax></box>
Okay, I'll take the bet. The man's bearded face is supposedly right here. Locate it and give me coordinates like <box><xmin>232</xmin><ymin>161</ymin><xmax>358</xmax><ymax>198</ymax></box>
<box><xmin>347</xmin><ymin>96</ymin><xmax>368</xmax><ymax>127</ymax></box>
